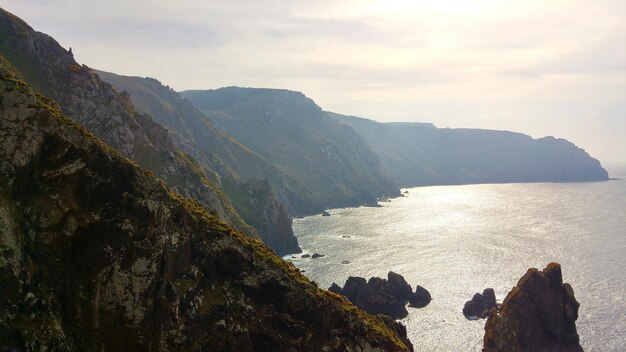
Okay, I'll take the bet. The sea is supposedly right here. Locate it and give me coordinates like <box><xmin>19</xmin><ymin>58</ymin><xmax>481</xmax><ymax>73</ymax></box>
<box><xmin>288</xmin><ymin>178</ymin><xmax>626</xmax><ymax>351</ymax></box>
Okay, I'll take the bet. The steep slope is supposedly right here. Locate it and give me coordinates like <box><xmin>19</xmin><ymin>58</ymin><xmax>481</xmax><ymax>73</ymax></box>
<box><xmin>94</xmin><ymin>71</ymin><xmax>303</xmax><ymax>254</ymax></box>
<box><xmin>483</xmin><ymin>263</ymin><xmax>582</xmax><ymax>352</ymax></box>
<box><xmin>0</xmin><ymin>7</ymin><xmax>254</xmax><ymax>237</ymax></box>
<box><xmin>332</xmin><ymin>113</ymin><xmax>608</xmax><ymax>186</ymax></box>
<box><xmin>0</xmin><ymin>58</ymin><xmax>412</xmax><ymax>351</ymax></box>
<box><xmin>182</xmin><ymin>87</ymin><xmax>400</xmax><ymax>210</ymax></box>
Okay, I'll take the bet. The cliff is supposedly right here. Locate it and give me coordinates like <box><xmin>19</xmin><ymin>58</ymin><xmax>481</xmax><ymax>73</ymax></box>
<box><xmin>332</xmin><ymin>114</ymin><xmax>609</xmax><ymax>187</ymax></box>
<box><xmin>483</xmin><ymin>263</ymin><xmax>583</xmax><ymax>352</ymax></box>
<box><xmin>182</xmin><ymin>87</ymin><xmax>400</xmax><ymax>212</ymax></box>
<box><xmin>0</xmin><ymin>7</ymin><xmax>255</xmax><ymax>238</ymax></box>
<box><xmin>0</xmin><ymin>57</ymin><xmax>412</xmax><ymax>351</ymax></box>
<box><xmin>94</xmin><ymin>70</ymin><xmax>302</xmax><ymax>254</ymax></box>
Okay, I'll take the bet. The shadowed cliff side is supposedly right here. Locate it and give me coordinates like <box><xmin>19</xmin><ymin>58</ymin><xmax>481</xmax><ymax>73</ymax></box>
<box><xmin>483</xmin><ymin>263</ymin><xmax>583</xmax><ymax>352</ymax></box>
<box><xmin>0</xmin><ymin>7</ymin><xmax>255</xmax><ymax>238</ymax></box>
<box><xmin>332</xmin><ymin>113</ymin><xmax>609</xmax><ymax>187</ymax></box>
<box><xmin>94</xmin><ymin>70</ymin><xmax>302</xmax><ymax>255</ymax></box>
<box><xmin>182</xmin><ymin>87</ymin><xmax>400</xmax><ymax>212</ymax></box>
<box><xmin>0</xmin><ymin>57</ymin><xmax>412</xmax><ymax>351</ymax></box>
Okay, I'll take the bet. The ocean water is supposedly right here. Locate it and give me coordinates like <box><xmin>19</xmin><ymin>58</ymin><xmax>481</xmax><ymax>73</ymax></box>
<box><xmin>289</xmin><ymin>180</ymin><xmax>626</xmax><ymax>351</ymax></box>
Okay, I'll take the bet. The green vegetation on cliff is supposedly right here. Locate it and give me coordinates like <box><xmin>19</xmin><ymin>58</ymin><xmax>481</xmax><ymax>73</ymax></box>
<box><xmin>0</xmin><ymin>56</ymin><xmax>412</xmax><ymax>351</ymax></box>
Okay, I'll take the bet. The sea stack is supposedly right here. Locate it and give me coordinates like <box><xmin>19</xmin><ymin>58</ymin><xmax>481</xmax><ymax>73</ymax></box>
<box><xmin>483</xmin><ymin>263</ymin><xmax>583</xmax><ymax>352</ymax></box>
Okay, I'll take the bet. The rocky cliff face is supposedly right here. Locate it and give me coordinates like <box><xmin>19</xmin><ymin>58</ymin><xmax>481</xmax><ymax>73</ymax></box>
<box><xmin>0</xmin><ymin>8</ymin><xmax>254</xmax><ymax>238</ymax></box>
<box><xmin>483</xmin><ymin>263</ymin><xmax>583</xmax><ymax>352</ymax></box>
<box><xmin>94</xmin><ymin>70</ymin><xmax>302</xmax><ymax>255</ymax></box>
<box><xmin>182</xmin><ymin>87</ymin><xmax>400</xmax><ymax>212</ymax></box>
<box><xmin>332</xmin><ymin>113</ymin><xmax>609</xmax><ymax>187</ymax></box>
<box><xmin>0</xmin><ymin>60</ymin><xmax>412</xmax><ymax>351</ymax></box>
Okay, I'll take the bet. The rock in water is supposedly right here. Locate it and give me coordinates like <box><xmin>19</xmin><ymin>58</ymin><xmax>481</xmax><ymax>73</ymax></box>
<box><xmin>483</xmin><ymin>263</ymin><xmax>583</xmax><ymax>352</ymax></box>
<box><xmin>322</xmin><ymin>210</ymin><xmax>331</xmax><ymax>216</ymax></box>
<box><xmin>408</xmin><ymin>285</ymin><xmax>432</xmax><ymax>308</ymax></box>
<box><xmin>463</xmin><ymin>288</ymin><xmax>497</xmax><ymax>319</ymax></box>
<box><xmin>329</xmin><ymin>272</ymin><xmax>430</xmax><ymax>319</ymax></box>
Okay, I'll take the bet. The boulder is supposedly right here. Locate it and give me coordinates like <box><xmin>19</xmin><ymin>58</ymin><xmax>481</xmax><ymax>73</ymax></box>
<box><xmin>463</xmin><ymin>288</ymin><xmax>497</xmax><ymax>319</ymax></box>
<box><xmin>301</xmin><ymin>254</ymin><xmax>311</xmax><ymax>258</ymax></box>
<box><xmin>408</xmin><ymin>285</ymin><xmax>431</xmax><ymax>308</ymax></box>
<box><xmin>483</xmin><ymin>263</ymin><xmax>583</xmax><ymax>352</ymax></box>
<box><xmin>322</xmin><ymin>210</ymin><xmax>331</xmax><ymax>216</ymax></box>
<box><xmin>312</xmin><ymin>253</ymin><xmax>325</xmax><ymax>258</ymax></box>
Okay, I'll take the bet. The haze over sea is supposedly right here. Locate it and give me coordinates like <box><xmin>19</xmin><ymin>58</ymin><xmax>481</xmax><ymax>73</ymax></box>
<box><xmin>290</xmin><ymin>178</ymin><xmax>626</xmax><ymax>351</ymax></box>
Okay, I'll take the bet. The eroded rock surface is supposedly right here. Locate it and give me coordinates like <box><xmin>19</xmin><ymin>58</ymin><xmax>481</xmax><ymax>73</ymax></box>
<box><xmin>483</xmin><ymin>263</ymin><xmax>583</xmax><ymax>352</ymax></box>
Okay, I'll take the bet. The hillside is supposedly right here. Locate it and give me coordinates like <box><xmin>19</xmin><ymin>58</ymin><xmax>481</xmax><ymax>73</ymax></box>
<box><xmin>182</xmin><ymin>87</ymin><xmax>400</xmax><ymax>210</ymax></box>
<box><xmin>0</xmin><ymin>54</ymin><xmax>412</xmax><ymax>351</ymax></box>
<box><xmin>331</xmin><ymin>113</ymin><xmax>609</xmax><ymax>187</ymax></box>
<box><xmin>0</xmin><ymin>8</ymin><xmax>255</xmax><ymax>238</ymax></box>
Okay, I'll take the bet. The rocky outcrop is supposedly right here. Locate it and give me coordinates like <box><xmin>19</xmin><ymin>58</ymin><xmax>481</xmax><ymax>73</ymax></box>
<box><xmin>0</xmin><ymin>61</ymin><xmax>412</xmax><ymax>351</ymax></box>
<box><xmin>409</xmin><ymin>285</ymin><xmax>432</xmax><ymax>308</ymax></box>
<box><xmin>483</xmin><ymin>263</ymin><xmax>583</xmax><ymax>352</ymax></box>
<box><xmin>463</xmin><ymin>288</ymin><xmax>497</xmax><ymax>319</ymax></box>
<box><xmin>0</xmin><ymin>8</ymin><xmax>255</xmax><ymax>238</ymax></box>
<box><xmin>222</xmin><ymin>177</ymin><xmax>300</xmax><ymax>256</ymax></box>
<box><xmin>330</xmin><ymin>272</ymin><xmax>430</xmax><ymax>319</ymax></box>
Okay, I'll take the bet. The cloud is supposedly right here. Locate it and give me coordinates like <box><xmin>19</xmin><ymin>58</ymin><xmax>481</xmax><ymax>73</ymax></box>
<box><xmin>2</xmin><ymin>0</ymin><xmax>625</xmax><ymax>164</ymax></box>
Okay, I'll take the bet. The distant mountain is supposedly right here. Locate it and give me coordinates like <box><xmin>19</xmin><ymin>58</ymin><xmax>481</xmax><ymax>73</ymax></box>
<box><xmin>182</xmin><ymin>87</ymin><xmax>400</xmax><ymax>210</ymax></box>
<box><xmin>0</xmin><ymin>57</ymin><xmax>412</xmax><ymax>351</ymax></box>
<box><xmin>0</xmin><ymin>8</ymin><xmax>255</xmax><ymax>237</ymax></box>
<box><xmin>95</xmin><ymin>70</ymin><xmax>302</xmax><ymax>255</ymax></box>
<box><xmin>331</xmin><ymin>113</ymin><xmax>609</xmax><ymax>186</ymax></box>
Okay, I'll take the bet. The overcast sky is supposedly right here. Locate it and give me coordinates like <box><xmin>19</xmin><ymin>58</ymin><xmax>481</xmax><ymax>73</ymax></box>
<box><xmin>4</xmin><ymin>0</ymin><xmax>625</xmax><ymax>167</ymax></box>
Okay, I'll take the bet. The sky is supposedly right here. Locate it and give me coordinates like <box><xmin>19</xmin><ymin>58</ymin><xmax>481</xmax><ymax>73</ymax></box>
<box><xmin>3</xmin><ymin>0</ymin><xmax>626</xmax><ymax>167</ymax></box>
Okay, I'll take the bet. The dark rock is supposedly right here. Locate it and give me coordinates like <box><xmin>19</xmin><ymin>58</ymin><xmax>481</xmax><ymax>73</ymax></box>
<box><xmin>463</xmin><ymin>288</ymin><xmax>497</xmax><ymax>319</ymax></box>
<box><xmin>341</xmin><ymin>260</ymin><xmax>351</xmax><ymax>265</ymax></box>
<box><xmin>312</xmin><ymin>253</ymin><xmax>324</xmax><ymax>258</ymax></box>
<box><xmin>330</xmin><ymin>272</ymin><xmax>427</xmax><ymax>319</ymax></box>
<box><xmin>364</xmin><ymin>203</ymin><xmax>383</xmax><ymax>208</ymax></box>
<box><xmin>408</xmin><ymin>285</ymin><xmax>432</xmax><ymax>308</ymax></box>
<box><xmin>483</xmin><ymin>263</ymin><xmax>583</xmax><ymax>352</ymax></box>
<box><xmin>342</xmin><ymin>235</ymin><xmax>351</xmax><ymax>238</ymax></box>
<box><xmin>329</xmin><ymin>283</ymin><xmax>343</xmax><ymax>294</ymax></box>
<box><xmin>322</xmin><ymin>210</ymin><xmax>331</xmax><ymax>216</ymax></box>
<box><xmin>301</xmin><ymin>254</ymin><xmax>311</xmax><ymax>258</ymax></box>
<box><xmin>387</xmin><ymin>271</ymin><xmax>413</xmax><ymax>301</ymax></box>
<box><xmin>403</xmin><ymin>191</ymin><xmax>409</xmax><ymax>194</ymax></box>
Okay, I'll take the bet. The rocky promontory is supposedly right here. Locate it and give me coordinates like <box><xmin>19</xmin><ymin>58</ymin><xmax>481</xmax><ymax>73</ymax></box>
<box><xmin>483</xmin><ymin>263</ymin><xmax>583</xmax><ymax>352</ymax></box>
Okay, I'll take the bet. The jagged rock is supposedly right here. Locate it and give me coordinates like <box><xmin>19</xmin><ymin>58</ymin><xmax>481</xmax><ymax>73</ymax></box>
<box><xmin>0</xmin><ymin>60</ymin><xmax>413</xmax><ymax>351</ymax></box>
<box><xmin>408</xmin><ymin>285</ymin><xmax>432</xmax><ymax>308</ymax></box>
<box><xmin>322</xmin><ymin>210</ymin><xmax>331</xmax><ymax>216</ymax></box>
<box><xmin>463</xmin><ymin>288</ymin><xmax>497</xmax><ymax>319</ymax></box>
<box><xmin>312</xmin><ymin>253</ymin><xmax>325</xmax><ymax>259</ymax></box>
<box><xmin>329</xmin><ymin>283</ymin><xmax>343</xmax><ymax>294</ymax></box>
<box><xmin>330</xmin><ymin>272</ymin><xmax>428</xmax><ymax>319</ymax></box>
<box><xmin>483</xmin><ymin>263</ymin><xmax>583</xmax><ymax>352</ymax></box>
